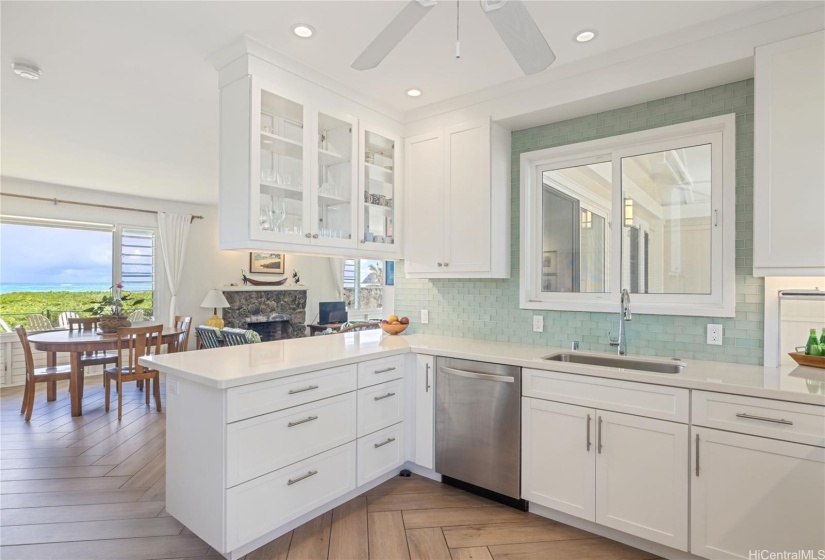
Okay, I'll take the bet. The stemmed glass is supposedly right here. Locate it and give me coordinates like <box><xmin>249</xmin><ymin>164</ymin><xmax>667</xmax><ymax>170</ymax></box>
<box><xmin>270</xmin><ymin>198</ymin><xmax>287</xmax><ymax>232</ymax></box>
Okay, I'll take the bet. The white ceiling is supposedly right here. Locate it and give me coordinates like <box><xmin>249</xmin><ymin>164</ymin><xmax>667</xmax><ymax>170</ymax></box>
<box><xmin>0</xmin><ymin>1</ymin><xmax>817</xmax><ymax>205</ymax></box>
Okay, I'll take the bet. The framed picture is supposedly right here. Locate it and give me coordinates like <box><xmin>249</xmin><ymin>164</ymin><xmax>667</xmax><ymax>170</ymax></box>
<box><xmin>250</xmin><ymin>252</ymin><xmax>285</xmax><ymax>274</ymax></box>
<box><xmin>385</xmin><ymin>261</ymin><xmax>395</xmax><ymax>286</ymax></box>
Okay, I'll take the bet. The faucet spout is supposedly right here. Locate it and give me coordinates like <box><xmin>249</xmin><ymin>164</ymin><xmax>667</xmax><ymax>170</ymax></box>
<box><xmin>609</xmin><ymin>290</ymin><xmax>632</xmax><ymax>355</ymax></box>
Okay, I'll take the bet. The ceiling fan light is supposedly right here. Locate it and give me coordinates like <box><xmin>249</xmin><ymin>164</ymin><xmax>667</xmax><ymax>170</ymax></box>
<box><xmin>12</xmin><ymin>62</ymin><xmax>41</xmax><ymax>80</ymax></box>
<box><xmin>575</xmin><ymin>30</ymin><xmax>596</xmax><ymax>43</ymax></box>
<box><xmin>291</xmin><ymin>24</ymin><xmax>315</xmax><ymax>39</ymax></box>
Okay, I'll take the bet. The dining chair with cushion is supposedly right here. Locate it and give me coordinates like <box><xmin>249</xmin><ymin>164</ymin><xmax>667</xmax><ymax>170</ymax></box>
<box><xmin>195</xmin><ymin>326</ymin><xmax>222</xmax><ymax>349</ymax></box>
<box><xmin>127</xmin><ymin>310</ymin><xmax>145</xmax><ymax>322</ymax></box>
<box><xmin>27</xmin><ymin>314</ymin><xmax>53</xmax><ymax>331</ymax></box>
<box><xmin>15</xmin><ymin>326</ymin><xmax>72</xmax><ymax>422</ymax></box>
<box><xmin>173</xmin><ymin>316</ymin><xmax>192</xmax><ymax>352</ymax></box>
<box><xmin>105</xmin><ymin>324</ymin><xmax>163</xmax><ymax>420</ymax></box>
<box><xmin>69</xmin><ymin>316</ymin><xmax>119</xmax><ymax>392</ymax></box>
<box><xmin>58</xmin><ymin>311</ymin><xmax>79</xmax><ymax>328</ymax></box>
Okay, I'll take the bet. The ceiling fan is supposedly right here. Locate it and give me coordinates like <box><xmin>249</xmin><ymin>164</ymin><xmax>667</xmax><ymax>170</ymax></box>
<box><xmin>351</xmin><ymin>0</ymin><xmax>556</xmax><ymax>75</ymax></box>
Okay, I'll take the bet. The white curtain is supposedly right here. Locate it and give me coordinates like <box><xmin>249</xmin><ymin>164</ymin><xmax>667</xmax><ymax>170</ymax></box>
<box><xmin>157</xmin><ymin>212</ymin><xmax>192</xmax><ymax>326</ymax></box>
<box><xmin>329</xmin><ymin>257</ymin><xmax>344</xmax><ymax>300</ymax></box>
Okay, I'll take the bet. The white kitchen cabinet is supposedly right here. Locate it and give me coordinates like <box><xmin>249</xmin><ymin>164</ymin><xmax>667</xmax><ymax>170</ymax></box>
<box><xmin>754</xmin><ymin>31</ymin><xmax>825</xmax><ymax>277</ymax></box>
<box><xmin>595</xmin><ymin>410</ymin><xmax>688</xmax><ymax>551</ymax></box>
<box><xmin>522</xmin><ymin>395</ymin><xmax>688</xmax><ymax>551</ymax></box>
<box><xmin>218</xmin><ymin>74</ymin><xmax>401</xmax><ymax>259</ymax></box>
<box><xmin>691</xmin><ymin>427</ymin><xmax>825</xmax><ymax>559</ymax></box>
<box><xmin>522</xmin><ymin>398</ymin><xmax>595</xmax><ymax>521</ymax></box>
<box><xmin>404</xmin><ymin>118</ymin><xmax>511</xmax><ymax>278</ymax></box>
<box><xmin>413</xmin><ymin>354</ymin><xmax>435</xmax><ymax>469</ymax></box>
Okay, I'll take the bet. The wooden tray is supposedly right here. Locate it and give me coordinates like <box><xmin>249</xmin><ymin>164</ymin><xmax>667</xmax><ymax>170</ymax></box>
<box><xmin>789</xmin><ymin>352</ymin><xmax>825</xmax><ymax>369</ymax></box>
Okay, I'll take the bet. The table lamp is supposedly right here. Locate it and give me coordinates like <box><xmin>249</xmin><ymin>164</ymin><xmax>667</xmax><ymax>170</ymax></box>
<box><xmin>201</xmin><ymin>289</ymin><xmax>230</xmax><ymax>329</ymax></box>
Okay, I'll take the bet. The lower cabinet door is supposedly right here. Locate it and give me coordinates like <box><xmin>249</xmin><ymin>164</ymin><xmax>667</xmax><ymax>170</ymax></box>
<box><xmin>691</xmin><ymin>427</ymin><xmax>825</xmax><ymax>559</ymax></box>
<box><xmin>595</xmin><ymin>410</ymin><xmax>689</xmax><ymax>551</ymax></box>
<box><xmin>226</xmin><ymin>442</ymin><xmax>356</xmax><ymax>551</ymax></box>
<box><xmin>357</xmin><ymin>423</ymin><xmax>404</xmax><ymax>486</ymax></box>
<box><xmin>414</xmin><ymin>354</ymin><xmax>435</xmax><ymax>469</ymax></box>
<box><xmin>521</xmin><ymin>398</ymin><xmax>596</xmax><ymax>521</ymax></box>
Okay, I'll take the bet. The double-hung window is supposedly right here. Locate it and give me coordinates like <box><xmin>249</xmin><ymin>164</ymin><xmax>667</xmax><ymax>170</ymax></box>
<box><xmin>343</xmin><ymin>258</ymin><xmax>384</xmax><ymax>318</ymax></box>
<box><xmin>520</xmin><ymin>115</ymin><xmax>735</xmax><ymax>317</ymax></box>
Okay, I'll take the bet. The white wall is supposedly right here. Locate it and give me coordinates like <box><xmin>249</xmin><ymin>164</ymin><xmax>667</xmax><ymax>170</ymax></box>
<box><xmin>0</xmin><ymin>177</ymin><xmax>340</xmax><ymax>346</ymax></box>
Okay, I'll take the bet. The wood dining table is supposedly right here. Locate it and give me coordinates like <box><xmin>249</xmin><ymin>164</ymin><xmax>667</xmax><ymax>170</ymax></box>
<box><xmin>27</xmin><ymin>323</ymin><xmax>183</xmax><ymax>417</ymax></box>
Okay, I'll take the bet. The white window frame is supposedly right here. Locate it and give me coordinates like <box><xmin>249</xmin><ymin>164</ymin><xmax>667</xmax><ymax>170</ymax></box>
<box><xmin>520</xmin><ymin>114</ymin><xmax>736</xmax><ymax>317</ymax></box>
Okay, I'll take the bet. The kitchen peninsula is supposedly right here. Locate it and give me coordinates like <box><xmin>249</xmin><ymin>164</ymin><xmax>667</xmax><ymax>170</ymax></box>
<box><xmin>142</xmin><ymin>331</ymin><xmax>825</xmax><ymax>560</ymax></box>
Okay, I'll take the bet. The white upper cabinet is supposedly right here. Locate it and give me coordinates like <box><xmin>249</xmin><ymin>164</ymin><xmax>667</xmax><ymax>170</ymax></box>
<box><xmin>754</xmin><ymin>31</ymin><xmax>825</xmax><ymax>277</ymax></box>
<box><xmin>404</xmin><ymin>118</ymin><xmax>511</xmax><ymax>278</ymax></box>
<box><xmin>218</xmin><ymin>69</ymin><xmax>401</xmax><ymax>259</ymax></box>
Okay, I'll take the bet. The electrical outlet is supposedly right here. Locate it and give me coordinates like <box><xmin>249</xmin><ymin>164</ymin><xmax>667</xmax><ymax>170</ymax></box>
<box><xmin>533</xmin><ymin>315</ymin><xmax>544</xmax><ymax>333</ymax></box>
<box><xmin>707</xmin><ymin>324</ymin><xmax>723</xmax><ymax>346</ymax></box>
<box><xmin>420</xmin><ymin>310</ymin><xmax>429</xmax><ymax>324</ymax></box>
<box><xmin>168</xmin><ymin>378</ymin><xmax>180</xmax><ymax>395</ymax></box>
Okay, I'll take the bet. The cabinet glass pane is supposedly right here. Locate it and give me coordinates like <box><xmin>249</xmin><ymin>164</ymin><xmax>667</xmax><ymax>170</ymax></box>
<box><xmin>621</xmin><ymin>144</ymin><xmax>712</xmax><ymax>295</ymax></box>
<box><xmin>363</xmin><ymin>131</ymin><xmax>395</xmax><ymax>245</ymax></box>
<box><xmin>541</xmin><ymin>162</ymin><xmax>611</xmax><ymax>293</ymax></box>
<box><xmin>259</xmin><ymin>90</ymin><xmax>304</xmax><ymax>236</ymax></box>
<box><xmin>317</xmin><ymin>113</ymin><xmax>353</xmax><ymax>240</ymax></box>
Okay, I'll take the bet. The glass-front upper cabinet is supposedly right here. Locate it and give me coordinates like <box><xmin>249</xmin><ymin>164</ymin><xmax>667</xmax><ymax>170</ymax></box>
<box><xmin>359</xmin><ymin>127</ymin><xmax>400</xmax><ymax>254</ymax></box>
<box><xmin>314</xmin><ymin>111</ymin><xmax>358</xmax><ymax>248</ymax></box>
<box><xmin>256</xmin><ymin>89</ymin><xmax>309</xmax><ymax>243</ymax></box>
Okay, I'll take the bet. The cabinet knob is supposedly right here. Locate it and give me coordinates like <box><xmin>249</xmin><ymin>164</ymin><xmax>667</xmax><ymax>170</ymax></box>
<box><xmin>312</xmin><ymin>234</ymin><xmax>319</xmax><ymax>239</ymax></box>
<box><xmin>360</xmin><ymin>239</ymin><xmax>366</xmax><ymax>244</ymax></box>
<box><xmin>437</xmin><ymin>263</ymin><xmax>443</xmax><ymax>267</ymax></box>
<box><xmin>444</xmin><ymin>262</ymin><xmax>449</xmax><ymax>267</ymax></box>
<box><xmin>305</xmin><ymin>233</ymin><xmax>312</xmax><ymax>238</ymax></box>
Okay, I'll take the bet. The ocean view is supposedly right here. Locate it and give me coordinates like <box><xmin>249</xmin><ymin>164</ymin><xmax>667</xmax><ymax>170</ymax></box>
<box><xmin>0</xmin><ymin>283</ymin><xmax>153</xmax><ymax>295</ymax></box>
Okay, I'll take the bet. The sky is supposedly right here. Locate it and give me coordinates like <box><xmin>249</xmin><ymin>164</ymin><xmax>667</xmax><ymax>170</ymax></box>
<box><xmin>0</xmin><ymin>224</ymin><xmax>112</xmax><ymax>284</ymax></box>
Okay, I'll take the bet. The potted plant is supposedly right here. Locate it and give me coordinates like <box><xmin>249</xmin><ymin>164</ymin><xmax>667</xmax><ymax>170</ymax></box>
<box><xmin>84</xmin><ymin>282</ymin><xmax>145</xmax><ymax>333</ymax></box>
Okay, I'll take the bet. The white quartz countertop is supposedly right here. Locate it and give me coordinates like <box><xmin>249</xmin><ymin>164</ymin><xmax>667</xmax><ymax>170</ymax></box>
<box><xmin>140</xmin><ymin>332</ymin><xmax>825</xmax><ymax>405</ymax></box>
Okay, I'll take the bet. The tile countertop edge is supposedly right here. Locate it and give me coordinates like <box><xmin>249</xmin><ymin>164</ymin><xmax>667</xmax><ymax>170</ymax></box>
<box><xmin>140</xmin><ymin>333</ymin><xmax>825</xmax><ymax>406</ymax></box>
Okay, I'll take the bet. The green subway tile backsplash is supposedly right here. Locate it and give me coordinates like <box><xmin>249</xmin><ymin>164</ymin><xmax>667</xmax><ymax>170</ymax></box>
<box><xmin>396</xmin><ymin>79</ymin><xmax>764</xmax><ymax>365</ymax></box>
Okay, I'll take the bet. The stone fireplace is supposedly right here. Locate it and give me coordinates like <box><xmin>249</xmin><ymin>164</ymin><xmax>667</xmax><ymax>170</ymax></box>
<box><xmin>221</xmin><ymin>287</ymin><xmax>307</xmax><ymax>341</ymax></box>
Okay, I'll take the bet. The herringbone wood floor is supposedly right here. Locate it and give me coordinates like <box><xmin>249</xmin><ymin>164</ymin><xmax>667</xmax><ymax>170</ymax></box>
<box><xmin>0</xmin><ymin>377</ymin><xmax>660</xmax><ymax>560</ymax></box>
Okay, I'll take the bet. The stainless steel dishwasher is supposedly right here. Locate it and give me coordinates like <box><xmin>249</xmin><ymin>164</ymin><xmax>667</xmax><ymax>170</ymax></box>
<box><xmin>435</xmin><ymin>357</ymin><xmax>525</xmax><ymax>509</ymax></box>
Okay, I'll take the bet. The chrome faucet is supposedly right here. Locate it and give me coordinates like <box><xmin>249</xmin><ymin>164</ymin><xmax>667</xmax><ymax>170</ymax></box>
<box><xmin>609</xmin><ymin>289</ymin><xmax>632</xmax><ymax>355</ymax></box>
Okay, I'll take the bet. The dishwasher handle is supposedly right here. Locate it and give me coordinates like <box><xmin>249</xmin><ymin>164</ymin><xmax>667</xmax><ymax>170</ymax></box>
<box><xmin>440</xmin><ymin>366</ymin><xmax>515</xmax><ymax>383</ymax></box>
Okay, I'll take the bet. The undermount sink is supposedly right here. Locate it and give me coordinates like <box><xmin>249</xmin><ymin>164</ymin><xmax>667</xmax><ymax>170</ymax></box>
<box><xmin>543</xmin><ymin>352</ymin><xmax>686</xmax><ymax>374</ymax></box>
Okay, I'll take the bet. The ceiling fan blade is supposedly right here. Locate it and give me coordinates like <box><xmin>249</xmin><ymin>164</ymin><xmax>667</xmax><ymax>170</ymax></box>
<box><xmin>481</xmin><ymin>0</ymin><xmax>556</xmax><ymax>75</ymax></box>
<box><xmin>351</xmin><ymin>0</ymin><xmax>437</xmax><ymax>71</ymax></box>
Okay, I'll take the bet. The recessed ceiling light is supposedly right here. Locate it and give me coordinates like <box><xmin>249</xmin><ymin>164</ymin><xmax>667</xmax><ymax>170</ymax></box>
<box><xmin>291</xmin><ymin>24</ymin><xmax>315</xmax><ymax>39</ymax></box>
<box><xmin>575</xmin><ymin>30</ymin><xmax>596</xmax><ymax>43</ymax></box>
<box><xmin>12</xmin><ymin>62</ymin><xmax>41</xmax><ymax>80</ymax></box>
<box><xmin>406</xmin><ymin>88</ymin><xmax>422</xmax><ymax>97</ymax></box>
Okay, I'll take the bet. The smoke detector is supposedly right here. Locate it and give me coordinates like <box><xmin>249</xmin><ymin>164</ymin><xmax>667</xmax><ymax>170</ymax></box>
<box><xmin>12</xmin><ymin>62</ymin><xmax>41</xmax><ymax>80</ymax></box>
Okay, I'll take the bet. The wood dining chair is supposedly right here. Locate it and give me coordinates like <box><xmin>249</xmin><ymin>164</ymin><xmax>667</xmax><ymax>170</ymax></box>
<box><xmin>174</xmin><ymin>315</ymin><xmax>192</xmax><ymax>352</ymax></box>
<box><xmin>195</xmin><ymin>326</ymin><xmax>222</xmax><ymax>349</ymax></box>
<box><xmin>69</xmin><ymin>317</ymin><xmax>119</xmax><ymax>392</ymax></box>
<box><xmin>15</xmin><ymin>326</ymin><xmax>72</xmax><ymax>422</ymax></box>
<box><xmin>105</xmin><ymin>324</ymin><xmax>163</xmax><ymax>421</ymax></box>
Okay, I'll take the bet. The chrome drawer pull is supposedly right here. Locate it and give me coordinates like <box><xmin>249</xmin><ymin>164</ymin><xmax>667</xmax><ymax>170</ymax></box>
<box><xmin>287</xmin><ymin>470</ymin><xmax>318</xmax><ymax>485</ymax></box>
<box><xmin>288</xmin><ymin>385</ymin><xmax>319</xmax><ymax>395</ymax></box>
<box><xmin>374</xmin><ymin>392</ymin><xmax>396</xmax><ymax>401</ymax></box>
<box><xmin>375</xmin><ymin>367</ymin><xmax>396</xmax><ymax>374</ymax></box>
<box><xmin>287</xmin><ymin>415</ymin><xmax>319</xmax><ymax>427</ymax></box>
<box><xmin>374</xmin><ymin>437</ymin><xmax>396</xmax><ymax>448</ymax></box>
<box><xmin>735</xmin><ymin>412</ymin><xmax>793</xmax><ymax>426</ymax></box>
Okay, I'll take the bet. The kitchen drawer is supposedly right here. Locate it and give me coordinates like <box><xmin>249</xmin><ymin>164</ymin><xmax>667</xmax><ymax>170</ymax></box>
<box><xmin>357</xmin><ymin>423</ymin><xmax>404</xmax><ymax>486</ymax></box>
<box><xmin>523</xmin><ymin>368</ymin><xmax>689</xmax><ymax>423</ymax></box>
<box><xmin>226</xmin><ymin>442</ymin><xmax>356</xmax><ymax>552</ymax></box>
<box><xmin>357</xmin><ymin>379</ymin><xmax>405</xmax><ymax>437</ymax></box>
<box><xmin>357</xmin><ymin>355</ymin><xmax>404</xmax><ymax>388</ymax></box>
<box><xmin>693</xmin><ymin>391</ymin><xmax>825</xmax><ymax>447</ymax></box>
<box><xmin>227</xmin><ymin>364</ymin><xmax>357</xmax><ymax>423</ymax></box>
<box><xmin>227</xmin><ymin>392</ymin><xmax>356</xmax><ymax>487</ymax></box>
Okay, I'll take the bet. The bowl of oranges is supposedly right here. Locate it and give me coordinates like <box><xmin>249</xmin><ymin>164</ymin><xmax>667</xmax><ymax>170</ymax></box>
<box><xmin>379</xmin><ymin>315</ymin><xmax>409</xmax><ymax>335</ymax></box>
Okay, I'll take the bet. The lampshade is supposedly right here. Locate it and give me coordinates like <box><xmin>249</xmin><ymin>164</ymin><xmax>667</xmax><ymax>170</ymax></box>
<box><xmin>201</xmin><ymin>289</ymin><xmax>230</xmax><ymax>309</ymax></box>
